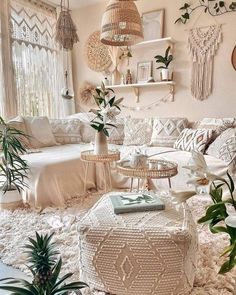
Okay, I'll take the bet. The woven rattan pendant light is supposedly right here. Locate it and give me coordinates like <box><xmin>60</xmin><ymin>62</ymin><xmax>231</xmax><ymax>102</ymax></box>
<box><xmin>100</xmin><ymin>0</ymin><xmax>143</xmax><ymax>46</ymax></box>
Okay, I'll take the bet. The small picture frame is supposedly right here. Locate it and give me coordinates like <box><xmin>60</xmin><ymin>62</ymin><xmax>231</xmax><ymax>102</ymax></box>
<box><xmin>137</xmin><ymin>61</ymin><xmax>153</xmax><ymax>83</ymax></box>
<box><xmin>142</xmin><ymin>9</ymin><xmax>164</xmax><ymax>41</ymax></box>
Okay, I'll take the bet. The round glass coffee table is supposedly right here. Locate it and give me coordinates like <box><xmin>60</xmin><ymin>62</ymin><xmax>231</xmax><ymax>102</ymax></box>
<box><xmin>81</xmin><ymin>150</ymin><xmax>120</xmax><ymax>193</ymax></box>
<box><xmin>117</xmin><ymin>158</ymin><xmax>178</xmax><ymax>192</ymax></box>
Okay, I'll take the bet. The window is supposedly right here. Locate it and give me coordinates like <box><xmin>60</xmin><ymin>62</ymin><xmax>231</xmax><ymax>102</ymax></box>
<box><xmin>10</xmin><ymin>0</ymin><xmax>64</xmax><ymax>118</ymax></box>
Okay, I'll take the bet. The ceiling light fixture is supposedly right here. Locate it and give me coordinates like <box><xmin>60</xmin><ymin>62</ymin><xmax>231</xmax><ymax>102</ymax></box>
<box><xmin>100</xmin><ymin>0</ymin><xmax>143</xmax><ymax>47</ymax></box>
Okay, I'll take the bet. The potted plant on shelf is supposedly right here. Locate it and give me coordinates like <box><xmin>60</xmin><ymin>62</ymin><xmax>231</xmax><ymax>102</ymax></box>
<box><xmin>0</xmin><ymin>232</ymin><xmax>88</xmax><ymax>294</ymax></box>
<box><xmin>198</xmin><ymin>173</ymin><xmax>236</xmax><ymax>293</ymax></box>
<box><xmin>90</xmin><ymin>82</ymin><xmax>123</xmax><ymax>155</ymax></box>
<box><xmin>155</xmin><ymin>46</ymin><xmax>173</xmax><ymax>81</ymax></box>
<box><xmin>0</xmin><ymin>117</ymin><xmax>29</xmax><ymax>210</ymax></box>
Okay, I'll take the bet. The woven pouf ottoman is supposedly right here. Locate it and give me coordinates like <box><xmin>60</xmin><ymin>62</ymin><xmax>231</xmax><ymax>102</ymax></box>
<box><xmin>78</xmin><ymin>193</ymin><xmax>198</xmax><ymax>295</ymax></box>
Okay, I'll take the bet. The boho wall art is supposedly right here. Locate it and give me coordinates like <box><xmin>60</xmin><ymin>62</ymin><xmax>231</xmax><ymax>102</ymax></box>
<box><xmin>142</xmin><ymin>9</ymin><xmax>164</xmax><ymax>41</ymax></box>
<box><xmin>137</xmin><ymin>61</ymin><xmax>153</xmax><ymax>83</ymax></box>
<box><xmin>188</xmin><ymin>25</ymin><xmax>222</xmax><ymax>100</ymax></box>
<box><xmin>232</xmin><ymin>46</ymin><xmax>236</xmax><ymax>71</ymax></box>
<box><xmin>175</xmin><ymin>1</ymin><xmax>236</xmax><ymax>24</ymax></box>
<box><xmin>84</xmin><ymin>31</ymin><xmax>112</xmax><ymax>72</ymax></box>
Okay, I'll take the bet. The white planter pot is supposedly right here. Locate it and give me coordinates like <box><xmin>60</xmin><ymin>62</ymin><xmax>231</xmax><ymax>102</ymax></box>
<box><xmin>0</xmin><ymin>189</ymin><xmax>23</xmax><ymax>210</ymax></box>
<box><xmin>94</xmin><ymin>131</ymin><xmax>108</xmax><ymax>155</ymax></box>
<box><xmin>161</xmin><ymin>69</ymin><xmax>172</xmax><ymax>81</ymax></box>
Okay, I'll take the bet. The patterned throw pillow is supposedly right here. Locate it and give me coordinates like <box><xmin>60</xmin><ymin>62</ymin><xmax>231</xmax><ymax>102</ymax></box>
<box><xmin>108</xmin><ymin>122</ymin><xmax>125</xmax><ymax>145</ymax></box>
<box><xmin>198</xmin><ymin>118</ymin><xmax>236</xmax><ymax>136</ymax></box>
<box><xmin>50</xmin><ymin>119</ymin><xmax>82</xmax><ymax>144</ymax></box>
<box><xmin>123</xmin><ymin>118</ymin><xmax>153</xmax><ymax>146</ymax></box>
<box><xmin>174</xmin><ymin>128</ymin><xmax>214</xmax><ymax>153</ymax></box>
<box><xmin>150</xmin><ymin>118</ymin><xmax>188</xmax><ymax>147</ymax></box>
<box><xmin>207</xmin><ymin>128</ymin><xmax>236</xmax><ymax>164</ymax></box>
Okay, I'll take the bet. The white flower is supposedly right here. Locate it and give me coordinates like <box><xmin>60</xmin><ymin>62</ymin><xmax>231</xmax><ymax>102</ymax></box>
<box><xmin>170</xmin><ymin>189</ymin><xmax>196</xmax><ymax>203</ymax></box>
<box><xmin>100</xmin><ymin>104</ymin><xmax>120</xmax><ymax>124</ymax></box>
<box><xmin>184</xmin><ymin>151</ymin><xmax>224</xmax><ymax>186</ymax></box>
<box><xmin>225</xmin><ymin>215</ymin><xmax>236</xmax><ymax>228</ymax></box>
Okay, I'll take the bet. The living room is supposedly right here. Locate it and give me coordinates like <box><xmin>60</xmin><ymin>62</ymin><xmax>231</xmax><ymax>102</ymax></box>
<box><xmin>0</xmin><ymin>0</ymin><xmax>236</xmax><ymax>294</ymax></box>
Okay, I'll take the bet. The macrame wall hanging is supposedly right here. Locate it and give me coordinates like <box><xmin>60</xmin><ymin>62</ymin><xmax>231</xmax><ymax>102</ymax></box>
<box><xmin>188</xmin><ymin>24</ymin><xmax>222</xmax><ymax>100</ymax></box>
<box><xmin>55</xmin><ymin>0</ymin><xmax>79</xmax><ymax>50</ymax></box>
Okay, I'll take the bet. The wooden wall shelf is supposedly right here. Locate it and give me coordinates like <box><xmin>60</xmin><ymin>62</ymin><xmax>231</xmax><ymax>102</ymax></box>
<box><xmin>102</xmin><ymin>81</ymin><xmax>175</xmax><ymax>103</ymax></box>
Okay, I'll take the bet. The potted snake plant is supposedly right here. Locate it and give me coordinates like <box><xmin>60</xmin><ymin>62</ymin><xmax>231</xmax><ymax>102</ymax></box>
<box><xmin>155</xmin><ymin>46</ymin><xmax>173</xmax><ymax>81</ymax></box>
<box><xmin>0</xmin><ymin>117</ymin><xmax>29</xmax><ymax>210</ymax></box>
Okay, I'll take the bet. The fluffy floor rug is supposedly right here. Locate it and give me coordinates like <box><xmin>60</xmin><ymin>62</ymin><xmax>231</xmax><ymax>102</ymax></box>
<box><xmin>0</xmin><ymin>193</ymin><xmax>236</xmax><ymax>295</ymax></box>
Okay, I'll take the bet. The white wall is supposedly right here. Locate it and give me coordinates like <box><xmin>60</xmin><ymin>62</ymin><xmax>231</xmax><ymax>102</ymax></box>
<box><xmin>71</xmin><ymin>0</ymin><xmax>236</xmax><ymax>120</ymax></box>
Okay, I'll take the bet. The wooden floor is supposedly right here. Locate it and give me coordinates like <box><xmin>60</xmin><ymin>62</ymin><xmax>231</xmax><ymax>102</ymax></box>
<box><xmin>0</xmin><ymin>262</ymin><xmax>28</xmax><ymax>294</ymax></box>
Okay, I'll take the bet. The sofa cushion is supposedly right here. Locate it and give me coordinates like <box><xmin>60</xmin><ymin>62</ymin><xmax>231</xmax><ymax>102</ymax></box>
<box><xmin>174</xmin><ymin>128</ymin><xmax>214</xmax><ymax>153</ymax></box>
<box><xmin>23</xmin><ymin>116</ymin><xmax>57</xmax><ymax>148</ymax></box>
<box><xmin>123</xmin><ymin>117</ymin><xmax>152</xmax><ymax>146</ymax></box>
<box><xmin>151</xmin><ymin>118</ymin><xmax>188</xmax><ymax>147</ymax></box>
<box><xmin>7</xmin><ymin>116</ymin><xmax>31</xmax><ymax>148</ymax></box>
<box><xmin>108</xmin><ymin>120</ymin><xmax>124</xmax><ymax>145</ymax></box>
<box><xmin>207</xmin><ymin>128</ymin><xmax>236</xmax><ymax>164</ymax></box>
<box><xmin>198</xmin><ymin>118</ymin><xmax>236</xmax><ymax>137</ymax></box>
<box><xmin>50</xmin><ymin>119</ymin><xmax>82</xmax><ymax>144</ymax></box>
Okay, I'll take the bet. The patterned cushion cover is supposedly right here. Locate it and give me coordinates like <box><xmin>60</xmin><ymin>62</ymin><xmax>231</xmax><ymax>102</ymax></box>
<box><xmin>198</xmin><ymin>118</ymin><xmax>236</xmax><ymax>137</ymax></box>
<box><xmin>108</xmin><ymin>120</ymin><xmax>125</xmax><ymax>145</ymax></box>
<box><xmin>123</xmin><ymin>117</ymin><xmax>153</xmax><ymax>146</ymax></box>
<box><xmin>207</xmin><ymin>128</ymin><xmax>236</xmax><ymax>164</ymax></box>
<box><xmin>68</xmin><ymin>112</ymin><xmax>124</xmax><ymax>144</ymax></box>
<box><xmin>174</xmin><ymin>128</ymin><xmax>214</xmax><ymax>153</ymax></box>
<box><xmin>50</xmin><ymin>119</ymin><xmax>82</xmax><ymax>144</ymax></box>
<box><xmin>151</xmin><ymin>118</ymin><xmax>188</xmax><ymax>147</ymax></box>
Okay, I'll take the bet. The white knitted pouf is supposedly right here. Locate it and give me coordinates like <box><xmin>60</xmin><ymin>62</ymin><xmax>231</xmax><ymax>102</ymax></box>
<box><xmin>78</xmin><ymin>193</ymin><xmax>198</xmax><ymax>295</ymax></box>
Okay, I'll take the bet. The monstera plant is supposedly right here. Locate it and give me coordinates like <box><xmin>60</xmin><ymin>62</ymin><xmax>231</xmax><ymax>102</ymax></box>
<box><xmin>0</xmin><ymin>232</ymin><xmax>88</xmax><ymax>294</ymax></box>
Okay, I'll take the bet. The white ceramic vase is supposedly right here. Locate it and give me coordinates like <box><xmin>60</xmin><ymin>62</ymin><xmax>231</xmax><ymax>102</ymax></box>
<box><xmin>94</xmin><ymin>131</ymin><xmax>108</xmax><ymax>155</ymax></box>
<box><xmin>161</xmin><ymin>69</ymin><xmax>172</xmax><ymax>81</ymax></box>
<box><xmin>0</xmin><ymin>189</ymin><xmax>23</xmax><ymax>210</ymax></box>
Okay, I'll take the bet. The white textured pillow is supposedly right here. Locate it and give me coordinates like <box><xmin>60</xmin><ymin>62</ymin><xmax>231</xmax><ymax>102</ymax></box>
<box><xmin>151</xmin><ymin>118</ymin><xmax>188</xmax><ymax>147</ymax></box>
<box><xmin>174</xmin><ymin>128</ymin><xmax>214</xmax><ymax>153</ymax></box>
<box><xmin>50</xmin><ymin>119</ymin><xmax>82</xmax><ymax>144</ymax></box>
<box><xmin>23</xmin><ymin>116</ymin><xmax>57</xmax><ymax>148</ymax></box>
<box><xmin>123</xmin><ymin>118</ymin><xmax>153</xmax><ymax>146</ymax></box>
<box><xmin>198</xmin><ymin>118</ymin><xmax>236</xmax><ymax>137</ymax></box>
<box><xmin>207</xmin><ymin>128</ymin><xmax>236</xmax><ymax>163</ymax></box>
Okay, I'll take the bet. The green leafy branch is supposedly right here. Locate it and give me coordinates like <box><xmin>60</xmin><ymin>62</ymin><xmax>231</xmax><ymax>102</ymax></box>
<box><xmin>175</xmin><ymin>0</ymin><xmax>236</xmax><ymax>24</ymax></box>
<box><xmin>198</xmin><ymin>172</ymin><xmax>236</xmax><ymax>274</ymax></box>
<box><xmin>155</xmin><ymin>46</ymin><xmax>173</xmax><ymax>70</ymax></box>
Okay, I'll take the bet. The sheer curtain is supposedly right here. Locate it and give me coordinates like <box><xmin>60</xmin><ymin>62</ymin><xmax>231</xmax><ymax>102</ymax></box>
<box><xmin>10</xmin><ymin>0</ymin><xmax>66</xmax><ymax>118</ymax></box>
<box><xmin>0</xmin><ymin>0</ymin><xmax>17</xmax><ymax>119</ymax></box>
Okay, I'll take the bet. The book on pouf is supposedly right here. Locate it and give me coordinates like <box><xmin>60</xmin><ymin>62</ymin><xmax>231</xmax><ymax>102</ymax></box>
<box><xmin>110</xmin><ymin>192</ymin><xmax>165</xmax><ymax>214</ymax></box>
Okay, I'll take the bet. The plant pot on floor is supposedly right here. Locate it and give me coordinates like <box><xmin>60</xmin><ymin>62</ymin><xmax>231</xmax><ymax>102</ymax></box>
<box><xmin>0</xmin><ymin>189</ymin><xmax>23</xmax><ymax>210</ymax></box>
<box><xmin>94</xmin><ymin>131</ymin><xmax>108</xmax><ymax>155</ymax></box>
<box><xmin>160</xmin><ymin>69</ymin><xmax>173</xmax><ymax>81</ymax></box>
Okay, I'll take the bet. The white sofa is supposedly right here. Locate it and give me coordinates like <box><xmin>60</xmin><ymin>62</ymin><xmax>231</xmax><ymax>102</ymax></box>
<box><xmin>16</xmin><ymin>114</ymin><xmax>234</xmax><ymax>208</ymax></box>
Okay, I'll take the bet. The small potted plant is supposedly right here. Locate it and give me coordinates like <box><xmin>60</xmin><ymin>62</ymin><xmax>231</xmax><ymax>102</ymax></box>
<box><xmin>155</xmin><ymin>46</ymin><xmax>173</xmax><ymax>81</ymax></box>
<box><xmin>90</xmin><ymin>82</ymin><xmax>123</xmax><ymax>155</ymax></box>
<box><xmin>0</xmin><ymin>117</ymin><xmax>29</xmax><ymax>210</ymax></box>
<box><xmin>0</xmin><ymin>232</ymin><xmax>88</xmax><ymax>294</ymax></box>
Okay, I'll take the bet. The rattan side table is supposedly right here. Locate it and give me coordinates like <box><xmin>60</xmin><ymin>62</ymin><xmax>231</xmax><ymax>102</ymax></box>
<box><xmin>117</xmin><ymin>158</ymin><xmax>178</xmax><ymax>192</ymax></box>
<box><xmin>81</xmin><ymin>150</ymin><xmax>120</xmax><ymax>193</ymax></box>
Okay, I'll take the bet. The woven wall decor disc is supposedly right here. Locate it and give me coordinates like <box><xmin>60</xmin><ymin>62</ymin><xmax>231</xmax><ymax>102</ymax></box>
<box><xmin>85</xmin><ymin>31</ymin><xmax>112</xmax><ymax>72</ymax></box>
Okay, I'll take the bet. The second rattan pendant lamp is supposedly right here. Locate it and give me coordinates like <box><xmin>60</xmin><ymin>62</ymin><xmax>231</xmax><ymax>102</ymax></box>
<box><xmin>100</xmin><ymin>0</ymin><xmax>144</xmax><ymax>46</ymax></box>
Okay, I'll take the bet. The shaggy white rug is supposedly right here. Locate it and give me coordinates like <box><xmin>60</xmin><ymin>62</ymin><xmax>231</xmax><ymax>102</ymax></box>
<box><xmin>0</xmin><ymin>193</ymin><xmax>236</xmax><ymax>295</ymax></box>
